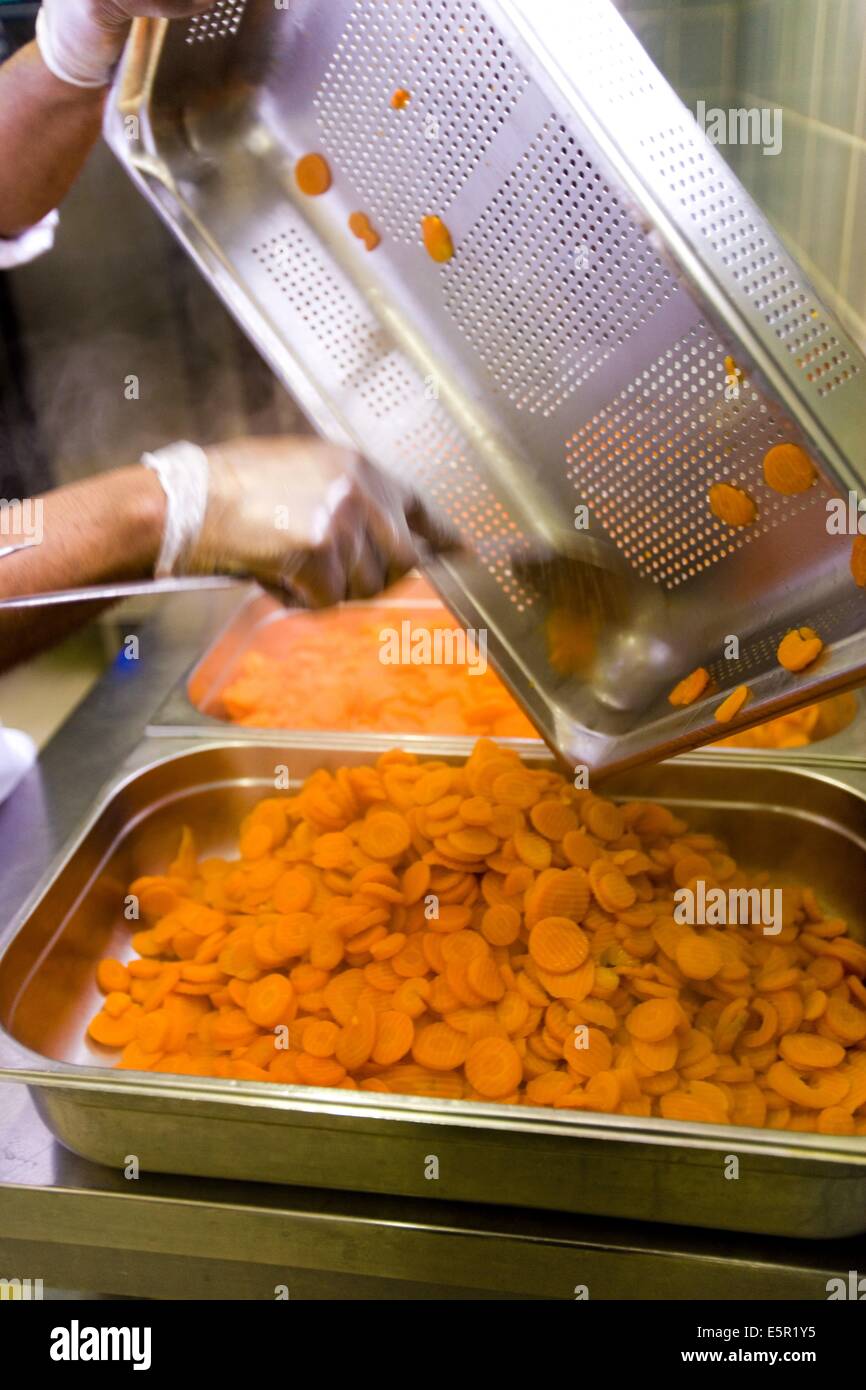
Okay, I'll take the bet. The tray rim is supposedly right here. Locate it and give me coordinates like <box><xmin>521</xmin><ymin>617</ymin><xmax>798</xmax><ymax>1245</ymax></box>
<box><xmin>1</xmin><ymin>734</ymin><xmax>865</xmax><ymax>1169</ymax></box>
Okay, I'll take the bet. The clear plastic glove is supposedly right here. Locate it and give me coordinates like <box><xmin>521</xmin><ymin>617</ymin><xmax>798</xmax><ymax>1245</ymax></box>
<box><xmin>37</xmin><ymin>1</ymin><xmax>213</xmax><ymax>88</ymax></box>
<box><xmin>143</xmin><ymin>436</ymin><xmax>459</xmax><ymax>609</ymax></box>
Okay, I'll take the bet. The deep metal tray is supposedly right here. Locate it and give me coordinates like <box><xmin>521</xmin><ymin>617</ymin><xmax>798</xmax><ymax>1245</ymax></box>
<box><xmin>0</xmin><ymin>737</ymin><xmax>864</xmax><ymax>1238</ymax></box>
<box><xmin>153</xmin><ymin>589</ymin><xmax>866</xmax><ymax>768</ymax></box>
<box><xmin>107</xmin><ymin>1</ymin><xmax>866</xmax><ymax>777</ymax></box>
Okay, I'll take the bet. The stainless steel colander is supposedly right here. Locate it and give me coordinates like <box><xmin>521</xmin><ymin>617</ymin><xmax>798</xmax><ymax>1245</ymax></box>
<box><xmin>108</xmin><ymin>0</ymin><xmax>866</xmax><ymax>775</ymax></box>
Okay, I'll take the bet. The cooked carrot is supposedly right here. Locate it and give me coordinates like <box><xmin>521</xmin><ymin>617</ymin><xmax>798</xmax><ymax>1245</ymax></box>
<box><xmin>359</xmin><ymin>812</ymin><xmax>411</xmax><ymax>860</ymax></box>
<box><xmin>85</xmin><ymin>741</ymin><xmax>866</xmax><ymax>1134</ymax></box>
<box><xmin>464</xmin><ymin>1037</ymin><xmax>522</xmax><ymax>1099</ymax></box>
<box><xmin>763</xmin><ymin>442</ymin><xmax>816</xmax><ymax>495</ymax></box>
<box><xmin>412</xmin><ymin>1021</ymin><xmax>468</xmax><ymax>1071</ymax></box>
<box><xmin>401</xmin><ymin>861</ymin><xmax>430</xmax><ymax>905</ymax></box>
<box><xmin>239</xmin><ymin>824</ymin><xmax>274</xmax><ymax>861</ymax></box>
<box><xmin>421</xmin><ymin>215</ymin><xmax>454</xmax><ymax>264</ymax></box>
<box><xmin>211</xmin><ymin>1010</ymin><xmax>258</xmax><ymax>1049</ymax></box>
<box><xmin>529</xmin><ymin>917</ymin><xmax>589</xmax><ymax>973</ymax></box>
<box><xmin>715</xmin><ymin>684</ymin><xmax>750</xmax><ymax>724</ymax></box>
<box><xmin>668</xmin><ymin>667</ymin><xmax>710</xmax><ymax>707</ymax></box>
<box><xmin>527</xmin><ymin>798</ymin><xmax>575</xmax><ymax>840</ymax></box>
<box><xmin>777</xmin><ymin>627</ymin><xmax>823</xmax><ymax>672</ymax></box>
<box><xmin>295</xmin><ymin>153</ymin><xmax>332</xmax><ymax>196</ymax></box>
<box><xmin>246</xmin><ymin>974</ymin><xmax>294</xmax><ymax>1029</ymax></box>
<box><xmin>273</xmin><ymin>912</ymin><xmax>314</xmax><ymax>959</ymax></box>
<box><xmin>88</xmin><ymin>1009</ymin><xmax>141</xmax><ymax>1048</ymax></box>
<box><xmin>335</xmin><ymin>999</ymin><xmax>377</xmax><ymax>1070</ymax></box>
<box><xmin>372</xmin><ymin>1010</ymin><xmax>415</xmax><ymax>1065</ymax></box>
<box><xmin>563</xmin><ymin>1026</ymin><xmax>613</xmax><ymax>1078</ymax></box>
<box><xmin>295</xmin><ymin>1054</ymin><xmax>346</xmax><ymax>1086</ymax></box>
<box><xmin>391</xmin><ymin>88</ymin><xmax>411</xmax><ymax>109</ymax></box>
<box><xmin>626</xmin><ymin>997</ymin><xmax>682</xmax><ymax>1042</ymax></box>
<box><xmin>273</xmin><ymin>870</ymin><xmax>314</xmax><ymax>914</ymax></box>
<box><xmin>708</xmin><ymin>482</ymin><xmax>757</xmax><ymax>526</ymax></box>
<box><xmin>348</xmin><ymin>211</ymin><xmax>381</xmax><ymax>251</ymax></box>
<box><xmin>676</xmin><ymin>934</ymin><xmax>724</xmax><ymax>981</ymax></box>
<box><xmin>779</xmin><ymin>1033</ymin><xmax>845</xmax><ymax>1069</ymax></box>
<box><xmin>303</xmin><ymin>1020</ymin><xmax>340</xmax><ymax>1058</ymax></box>
<box><xmin>96</xmin><ymin>959</ymin><xmax>130</xmax><ymax>995</ymax></box>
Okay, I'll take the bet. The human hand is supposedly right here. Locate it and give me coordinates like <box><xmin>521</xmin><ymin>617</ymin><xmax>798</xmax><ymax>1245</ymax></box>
<box><xmin>143</xmin><ymin>436</ymin><xmax>459</xmax><ymax>608</ymax></box>
<box><xmin>37</xmin><ymin>0</ymin><xmax>212</xmax><ymax>89</ymax></box>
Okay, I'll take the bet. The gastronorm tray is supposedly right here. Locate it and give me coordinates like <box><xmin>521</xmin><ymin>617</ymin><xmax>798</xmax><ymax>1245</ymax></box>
<box><xmin>152</xmin><ymin>589</ymin><xmax>866</xmax><ymax>767</ymax></box>
<box><xmin>0</xmin><ymin>736</ymin><xmax>864</xmax><ymax>1238</ymax></box>
<box><xmin>108</xmin><ymin>0</ymin><xmax>866</xmax><ymax>779</ymax></box>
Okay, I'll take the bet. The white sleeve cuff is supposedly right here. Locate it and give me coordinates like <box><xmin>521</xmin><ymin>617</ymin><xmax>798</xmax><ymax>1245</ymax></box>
<box><xmin>0</xmin><ymin>211</ymin><xmax>59</xmax><ymax>270</ymax></box>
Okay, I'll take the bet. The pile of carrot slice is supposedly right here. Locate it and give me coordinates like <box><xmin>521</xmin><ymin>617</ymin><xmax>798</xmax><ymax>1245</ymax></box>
<box><xmin>714</xmin><ymin>693</ymin><xmax>858</xmax><ymax>750</ymax></box>
<box><xmin>87</xmin><ymin>741</ymin><xmax>866</xmax><ymax>1132</ymax></box>
<box><xmin>217</xmin><ymin>607</ymin><xmax>536</xmax><ymax>737</ymax></box>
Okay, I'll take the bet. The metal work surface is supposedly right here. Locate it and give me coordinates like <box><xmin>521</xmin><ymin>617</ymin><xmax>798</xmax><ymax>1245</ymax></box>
<box><xmin>107</xmin><ymin>0</ymin><xmax>866</xmax><ymax>777</ymax></box>
<box><xmin>0</xmin><ymin>594</ymin><xmax>864</xmax><ymax>1294</ymax></box>
<box><xmin>1</xmin><ymin>1081</ymin><xmax>863</xmax><ymax>1300</ymax></box>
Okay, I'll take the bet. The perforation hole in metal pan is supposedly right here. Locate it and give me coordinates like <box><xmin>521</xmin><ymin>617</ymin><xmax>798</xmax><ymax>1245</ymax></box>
<box><xmin>706</xmin><ymin>591</ymin><xmax>866</xmax><ymax>689</ymax></box>
<box><xmin>185</xmin><ymin>0</ymin><xmax>248</xmax><ymax>43</ymax></box>
<box><xmin>565</xmin><ymin>324</ymin><xmax>833</xmax><ymax>590</ymax></box>
<box><xmin>251</xmin><ymin>227</ymin><xmax>417</xmax><ymax>419</ymax></box>
<box><xmin>441</xmin><ymin>118</ymin><xmax>677</xmax><ymax>418</ymax></box>
<box><xmin>315</xmin><ymin>0</ymin><xmax>529</xmax><ymax>243</ymax></box>
<box><xmin>640</xmin><ymin>133</ymin><xmax>859</xmax><ymax>399</ymax></box>
<box><xmin>250</xmin><ymin>222</ymin><xmax>536</xmax><ymax>606</ymax></box>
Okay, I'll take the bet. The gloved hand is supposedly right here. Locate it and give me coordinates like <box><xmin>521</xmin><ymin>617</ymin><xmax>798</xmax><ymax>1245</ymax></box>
<box><xmin>36</xmin><ymin>1</ymin><xmax>213</xmax><ymax>89</ymax></box>
<box><xmin>143</xmin><ymin>437</ymin><xmax>458</xmax><ymax>608</ymax></box>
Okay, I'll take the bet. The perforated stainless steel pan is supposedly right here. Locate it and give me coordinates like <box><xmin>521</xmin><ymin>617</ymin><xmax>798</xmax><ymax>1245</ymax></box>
<box><xmin>108</xmin><ymin>0</ymin><xmax>866</xmax><ymax>776</ymax></box>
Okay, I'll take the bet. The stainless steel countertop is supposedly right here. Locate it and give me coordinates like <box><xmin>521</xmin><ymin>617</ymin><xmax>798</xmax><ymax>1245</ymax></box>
<box><xmin>0</xmin><ymin>592</ymin><xmax>863</xmax><ymax>1299</ymax></box>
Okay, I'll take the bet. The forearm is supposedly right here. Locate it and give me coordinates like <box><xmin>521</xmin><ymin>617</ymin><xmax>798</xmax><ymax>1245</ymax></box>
<box><xmin>0</xmin><ymin>467</ymin><xmax>166</xmax><ymax>670</ymax></box>
<box><xmin>0</xmin><ymin>41</ymin><xmax>105</xmax><ymax>238</ymax></box>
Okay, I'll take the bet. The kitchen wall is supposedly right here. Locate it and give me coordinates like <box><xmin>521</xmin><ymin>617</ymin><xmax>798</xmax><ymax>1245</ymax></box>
<box><xmin>614</xmin><ymin>0</ymin><xmax>866</xmax><ymax>352</ymax></box>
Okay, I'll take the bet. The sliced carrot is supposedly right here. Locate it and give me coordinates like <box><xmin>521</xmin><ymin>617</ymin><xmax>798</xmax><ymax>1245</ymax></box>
<box><xmin>715</xmin><ymin>685</ymin><xmax>750</xmax><ymax>724</ymax></box>
<box><xmin>295</xmin><ymin>153</ymin><xmax>332</xmax><ymax>196</ymax></box>
<box><xmin>777</xmin><ymin>627</ymin><xmax>823</xmax><ymax>672</ymax></box>
<box><xmin>246</xmin><ymin>974</ymin><xmax>294</xmax><ymax>1029</ymax></box>
<box><xmin>335</xmin><ymin>999</ymin><xmax>377</xmax><ymax>1070</ymax></box>
<box><xmin>669</xmin><ymin>667</ymin><xmax>710</xmax><ymax>708</ymax></box>
<box><xmin>96</xmin><ymin>959</ymin><xmax>130</xmax><ymax>995</ymax></box>
<box><xmin>530</xmin><ymin>800</ymin><xmax>579</xmax><ymax>841</ymax></box>
<box><xmin>303</xmin><ymin>1020</ymin><xmax>340</xmax><ymax>1058</ymax></box>
<box><xmin>708</xmin><ymin>482</ymin><xmax>757</xmax><ymax>526</ymax></box>
<box><xmin>412</xmin><ymin>1021</ymin><xmax>468</xmax><ymax>1071</ymax></box>
<box><xmin>465</xmin><ymin>1037</ymin><xmax>522</xmax><ymax>1099</ymax></box>
<box><xmin>401</xmin><ymin>861</ymin><xmax>430</xmax><ymax>905</ymax></box>
<box><xmin>529</xmin><ymin>917</ymin><xmax>589</xmax><ymax>973</ymax></box>
<box><xmin>421</xmin><ymin>215</ymin><xmax>454</xmax><ymax>264</ymax></box>
<box><xmin>563</xmin><ymin>1026</ymin><xmax>613</xmax><ymax>1078</ymax></box>
<box><xmin>295</xmin><ymin>1054</ymin><xmax>346</xmax><ymax>1086</ymax></box>
<box><xmin>88</xmin><ymin>1009</ymin><xmax>141</xmax><ymax>1048</ymax></box>
<box><xmin>239</xmin><ymin>823</ymin><xmax>274</xmax><ymax>861</ymax></box>
<box><xmin>763</xmin><ymin>442</ymin><xmax>816</xmax><ymax>495</ymax></box>
<box><xmin>779</xmin><ymin>1033</ymin><xmax>846</xmax><ymax>1069</ymax></box>
<box><xmin>273</xmin><ymin>871</ymin><xmax>314</xmax><ymax>914</ymax></box>
<box><xmin>359</xmin><ymin>813</ymin><xmax>411</xmax><ymax>860</ymax></box>
<box><xmin>676</xmin><ymin>934</ymin><xmax>724</xmax><ymax>981</ymax></box>
<box><xmin>626</xmin><ymin>997</ymin><xmax>682</xmax><ymax>1042</ymax></box>
<box><xmin>372</xmin><ymin>1010</ymin><xmax>415</xmax><ymax>1066</ymax></box>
